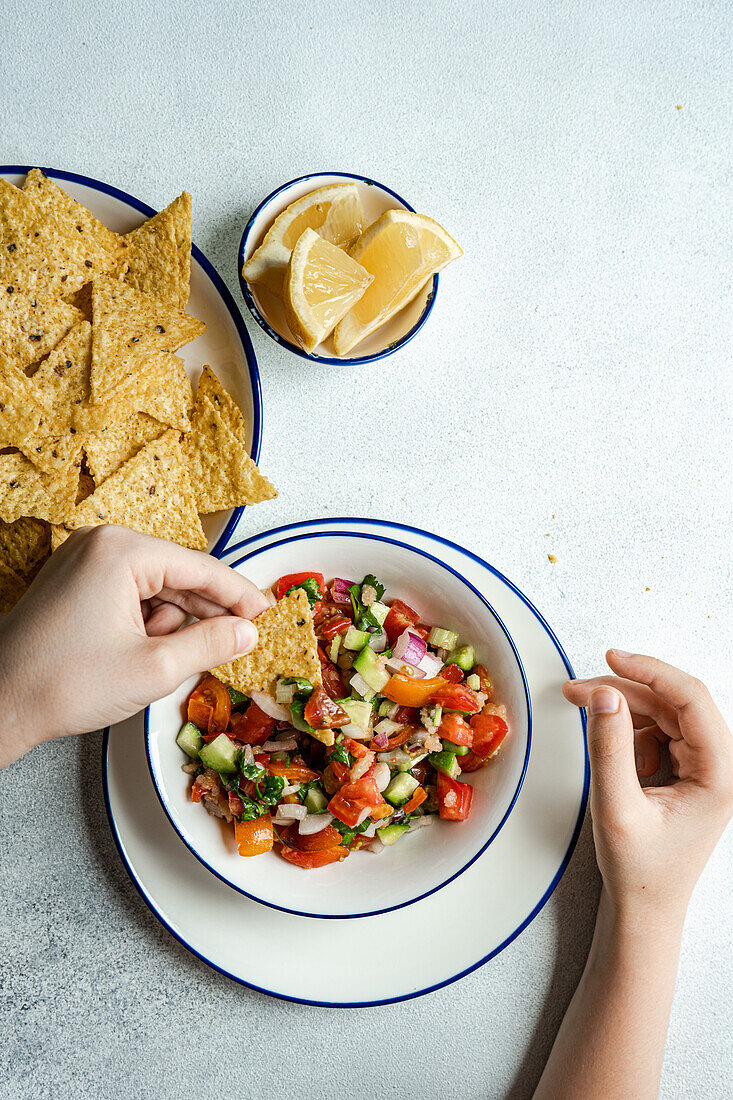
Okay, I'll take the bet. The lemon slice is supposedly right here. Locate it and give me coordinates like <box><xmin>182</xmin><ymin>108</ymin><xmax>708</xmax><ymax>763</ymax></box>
<box><xmin>333</xmin><ymin>210</ymin><xmax>462</xmax><ymax>356</ymax></box>
<box><xmin>243</xmin><ymin>183</ymin><xmax>365</xmax><ymax>297</ymax></box>
<box><xmin>283</xmin><ymin>228</ymin><xmax>374</xmax><ymax>354</ymax></box>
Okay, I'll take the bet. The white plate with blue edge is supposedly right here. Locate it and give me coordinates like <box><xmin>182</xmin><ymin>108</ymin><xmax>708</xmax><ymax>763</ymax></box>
<box><xmin>0</xmin><ymin>165</ymin><xmax>263</xmax><ymax>556</ymax></box>
<box><xmin>103</xmin><ymin>518</ymin><xmax>589</xmax><ymax>1006</ymax></box>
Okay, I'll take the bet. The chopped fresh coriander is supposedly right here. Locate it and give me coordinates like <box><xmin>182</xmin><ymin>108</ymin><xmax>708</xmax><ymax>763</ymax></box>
<box><xmin>286</xmin><ymin>577</ymin><xmax>323</xmax><ymax>608</ymax></box>
<box><xmin>361</xmin><ymin>574</ymin><xmax>385</xmax><ymax>601</ymax></box>
<box><xmin>331</xmin><ymin>816</ymin><xmax>372</xmax><ymax>846</ymax></box>
<box><xmin>297</xmin><ymin>778</ymin><xmax>326</xmax><ymax>804</ymax></box>
<box><xmin>328</xmin><ymin>732</ymin><xmax>353</xmax><ymax>767</ymax></box>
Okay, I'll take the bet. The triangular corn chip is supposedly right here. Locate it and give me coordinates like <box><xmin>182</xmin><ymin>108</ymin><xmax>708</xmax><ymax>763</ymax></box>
<box><xmin>0</xmin><ymin>178</ymin><xmax>115</xmax><ymax>299</ymax></box>
<box><xmin>68</xmin><ymin>429</ymin><xmax>206</xmax><ymax>549</ymax></box>
<box><xmin>117</xmin><ymin>197</ymin><xmax>191</xmax><ymax>310</ymax></box>
<box><xmin>50</xmin><ymin>523</ymin><xmax>73</xmax><ymax>552</ymax></box>
<box><xmin>195</xmin><ymin>365</ymin><xmax>246</xmax><ymax>436</ymax></box>
<box><xmin>76</xmin><ymin>351</ymin><xmax>192</xmax><ymax>433</ymax></box>
<box><xmin>89</xmin><ymin>275</ymin><xmax>205</xmax><ymax>399</ymax></box>
<box><xmin>182</xmin><ymin>395</ymin><xmax>276</xmax><ymax>513</ymax></box>
<box><xmin>0</xmin><ymin>365</ymin><xmax>45</xmax><ymax>446</ymax></box>
<box><xmin>23</xmin><ymin>169</ymin><xmax>120</xmax><ymax>258</ymax></box>
<box><xmin>211</xmin><ymin>588</ymin><xmax>321</xmax><ymax>696</ymax></box>
<box><xmin>0</xmin><ymin>450</ymin><xmax>77</xmax><ymax>523</ymax></box>
<box><xmin>0</xmin><ymin>558</ymin><xmax>28</xmax><ymax>613</ymax></box>
<box><xmin>20</xmin><ymin>432</ymin><xmax>83</xmax><ymax>479</ymax></box>
<box><xmin>0</xmin><ymin>516</ymin><xmax>50</xmax><ymax>580</ymax></box>
<box><xmin>30</xmin><ymin>321</ymin><xmax>91</xmax><ymax>437</ymax></box>
<box><xmin>84</xmin><ymin>412</ymin><xmax>167</xmax><ymax>483</ymax></box>
<box><xmin>0</xmin><ymin>289</ymin><xmax>81</xmax><ymax>376</ymax></box>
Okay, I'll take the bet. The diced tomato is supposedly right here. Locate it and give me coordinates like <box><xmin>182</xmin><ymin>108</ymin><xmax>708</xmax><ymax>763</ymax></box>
<box><xmin>394</xmin><ymin>705</ymin><xmax>419</xmax><ymax>724</ymax></box>
<box><xmin>267</xmin><ymin>761</ymin><xmax>320</xmax><ymax>782</ymax></box>
<box><xmin>401</xmin><ymin>785</ymin><xmax>427</xmax><ymax>817</ymax></box>
<box><xmin>187</xmin><ymin>674</ymin><xmax>231</xmax><ymax>734</ymax></box>
<box><xmin>322</xmin><ymin>760</ymin><xmax>349</xmax><ymax>794</ymax></box>
<box><xmin>368</xmin><ymin>725</ymin><xmax>416</xmax><ymax>751</ymax></box>
<box><xmin>437</xmin><ymin>712</ymin><xmax>473</xmax><ymax>747</ymax></box>
<box><xmin>317</xmin><ymin>645</ymin><xmax>348</xmax><ymax>699</ymax></box>
<box><xmin>437</xmin><ymin>772</ymin><xmax>474</xmax><ymax>821</ymax></box>
<box><xmin>473</xmin><ymin>663</ymin><xmax>493</xmax><ymax>698</ymax></box>
<box><xmin>253</xmin><ymin>753</ymin><xmax>270</xmax><ymax>767</ymax></box>
<box><xmin>275</xmin><ymin>571</ymin><xmax>325</xmax><ymax>609</ymax></box>
<box><xmin>382</xmin><ymin>673</ymin><xmax>446</xmax><ymax>707</ymax></box>
<box><xmin>229</xmin><ymin>702</ymin><xmax>276</xmax><ymax>745</ymax></box>
<box><xmin>190</xmin><ymin>779</ymin><xmax>204</xmax><ymax>803</ymax></box>
<box><xmin>321</xmin><ymin>614</ymin><xmax>351</xmax><ymax>641</ymax></box>
<box><xmin>430</xmin><ymin>682</ymin><xmax>481</xmax><ymax>714</ymax></box>
<box><xmin>342</xmin><ymin>736</ymin><xmax>370</xmax><ymax>760</ymax></box>
<box><xmin>327</xmin><ymin>775</ymin><xmax>384</xmax><ymax>829</ymax></box>
<box><xmin>228</xmin><ymin>790</ymin><xmax>245</xmax><ymax>817</ymax></box>
<box><xmin>279</xmin><ymin>845</ymin><xmax>348</xmax><ymax>869</ymax></box>
<box><xmin>441</xmin><ymin>663</ymin><xmax>464</xmax><ymax>683</ymax></box>
<box><xmin>461</xmin><ymin>713</ymin><xmax>509</xmax><ymax>771</ymax></box>
<box><xmin>304</xmin><ymin>685</ymin><xmax>349</xmax><ymax>730</ymax></box>
<box><xmin>370</xmin><ymin>801</ymin><xmax>393</xmax><ymax>821</ymax></box>
<box><xmin>234</xmin><ymin>814</ymin><xmax>274</xmax><ymax>856</ymax></box>
<box><xmin>411</xmin><ymin>623</ymin><xmax>430</xmax><ymax>641</ymax></box>
<box><xmin>383</xmin><ymin>598</ymin><xmax>420</xmax><ymax>645</ymax></box>
<box><xmin>280</xmin><ymin>823</ymin><xmax>344</xmax><ymax>852</ymax></box>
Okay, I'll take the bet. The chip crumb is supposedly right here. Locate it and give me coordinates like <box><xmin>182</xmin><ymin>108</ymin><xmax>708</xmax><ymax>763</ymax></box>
<box><xmin>676</xmin><ymin>104</ymin><xmax>683</xmax><ymax>110</ymax></box>
<box><xmin>645</xmin><ymin>587</ymin><xmax>650</xmax><ymax>591</ymax></box>
<box><xmin>548</xmin><ymin>554</ymin><xmax>558</xmax><ymax>564</ymax></box>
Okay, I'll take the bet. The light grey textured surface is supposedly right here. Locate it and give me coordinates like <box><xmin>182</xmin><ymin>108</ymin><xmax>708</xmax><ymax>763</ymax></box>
<box><xmin>1</xmin><ymin>1</ymin><xmax>731</xmax><ymax>1097</ymax></box>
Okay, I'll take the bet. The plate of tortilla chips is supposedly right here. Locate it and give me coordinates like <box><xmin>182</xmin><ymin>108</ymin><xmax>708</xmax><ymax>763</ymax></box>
<box><xmin>0</xmin><ymin>166</ymin><xmax>275</xmax><ymax>614</ymax></box>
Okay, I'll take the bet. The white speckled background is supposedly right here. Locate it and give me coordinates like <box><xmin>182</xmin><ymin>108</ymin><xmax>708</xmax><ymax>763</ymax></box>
<box><xmin>1</xmin><ymin>1</ymin><xmax>731</xmax><ymax>1096</ymax></box>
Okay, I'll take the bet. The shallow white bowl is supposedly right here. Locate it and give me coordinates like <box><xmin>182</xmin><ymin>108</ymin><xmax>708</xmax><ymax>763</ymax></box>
<box><xmin>238</xmin><ymin>171</ymin><xmax>439</xmax><ymax>364</ymax></box>
<box><xmin>145</xmin><ymin>528</ymin><xmax>532</xmax><ymax>918</ymax></box>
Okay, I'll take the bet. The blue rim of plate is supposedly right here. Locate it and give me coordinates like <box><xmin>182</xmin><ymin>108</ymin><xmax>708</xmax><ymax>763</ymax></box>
<box><xmin>143</xmin><ymin>528</ymin><xmax>533</xmax><ymax>919</ymax></box>
<box><xmin>237</xmin><ymin>171</ymin><xmax>439</xmax><ymax>365</ymax></box>
<box><xmin>103</xmin><ymin>519</ymin><xmax>589</xmax><ymax>1006</ymax></box>
<box><xmin>0</xmin><ymin>164</ymin><xmax>263</xmax><ymax>558</ymax></box>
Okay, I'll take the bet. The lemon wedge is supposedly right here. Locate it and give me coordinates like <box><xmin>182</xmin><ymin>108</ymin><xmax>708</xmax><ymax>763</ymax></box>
<box><xmin>333</xmin><ymin>210</ymin><xmax>462</xmax><ymax>356</ymax></box>
<box><xmin>283</xmin><ymin>228</ymin><xmax>373</xmax><ymax>354</ymax></box>
<box><xmin>243</xmin><ymin>183</ymin><xmax>364</xmax><ymax>297</ymax></box>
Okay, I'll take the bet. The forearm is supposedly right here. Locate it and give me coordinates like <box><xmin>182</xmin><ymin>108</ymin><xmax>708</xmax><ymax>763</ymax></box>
<box><xmin>534</xmin><ymin>889</ymin><xmax>685</xmax><ymax>1100</ymax></box>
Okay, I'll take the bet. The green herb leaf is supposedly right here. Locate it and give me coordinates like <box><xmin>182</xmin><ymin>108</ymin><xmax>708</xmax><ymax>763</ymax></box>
<box><xmin>361</xmin><ymin>574</ymin><xmax>385</xmax><ymax>601</ymax></box>
<box><xmin>297</xmin><ymin>779</ymin><xmax>325</xmax><ymax>804</ymax></box>
<box><xmin>285</xmin><ymin>577</ymin><xmax>323</xmax><ymax>608</ymax></box>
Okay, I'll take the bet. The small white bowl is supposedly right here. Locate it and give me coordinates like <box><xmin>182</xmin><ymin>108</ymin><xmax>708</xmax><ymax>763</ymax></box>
<box><xmin>238</xmin><ymin>172</ymin><xmax>439</xmax><ymax>364</ymax></box>
<box><xmin>145</xmin><ymin>528</ymin><xmax>532</xmax><ymax>918</ymax></box>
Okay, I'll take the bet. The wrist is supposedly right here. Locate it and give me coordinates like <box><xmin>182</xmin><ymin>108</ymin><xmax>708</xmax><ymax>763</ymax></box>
<box><xmin>0</xmin><ymin>615</ymin><xmax>51</xmax><ymax>766</ymax></box>
<box><xmin>596</xmin><ymin>886</ymin><xmax>687</xmax><ymax>950</ymax></box>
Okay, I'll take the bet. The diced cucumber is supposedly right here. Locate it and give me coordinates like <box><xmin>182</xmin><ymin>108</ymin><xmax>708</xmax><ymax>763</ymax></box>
<box><xmin>176</xmin><ymin>721</ymin><xmax>203</xmax><ymax>759</ymax></box>
<box><xmin>466</xmin><ymin>673</ymin><xmax>481</xmax><ymax>691</ymax></box>
<box><xmin>428</xmin><ymin>750</ymin><xmax>461</xmax><ymax>779</ymax></box>
<box><xmin>426</xmin><ymin>704</ymin><xmax>442</xmax><ymax>728</ymax></box>
<box><xmin>275</xmin><ymin>679</ymin><xmax>297</xmax><ymax>706</ymax></box>
<box><xmin>398</xmin><ymin>751</ymin><xmax>427</xmax><ymax>773</ymax></box>
<box><xmin>339</xmin><ymin>698</ymin><xmax>372</xmax><ymax>730</ymax></box>
<box><xmin>281</xmin><ymin>676</ymin><xmax>314</xmax><ymax>695</ymax></box>
<box><xmin>378</xmin><ymin>700</ymin><xmax>394</xmax><ymax>717</ymax></box>
<box><xmin>374</xmin><ymin>718</ymin><xmax>401</xmax><ymax>737</ymax></box>
<box><xmin>441</xmin><ymin>739</ymin><xmax>470</xmax><ymax>757</ymax></box>
<box><xmin>349</xmin><ymin>672</ymin><xmax>376</xmax><ymax>701</ymax></box>
<box><xmin>329</xmin><ymin>635</ymin><xmax>341</xmax><ymax>664</ymax></box>
<box><xmin>226</xmin><ymin>685</ymin><xmax>249</xmax><ymax>707</ymax></box>
<box><xmin>369</xmin><ymin>601</ymin><xmax>389</xmax><ymax>626</ymax></box>
<box><xmin>343</xmin><ymin>626</ymin><xmax>370</xmax><ymax>651</ymax></box>
<box><xmin>199</xmin><ymin>733</ymin><xmax>239</xmax><ymax>773</ymax></box>
<box><xmin>289</xmin><ymin>698</ymin><xmax>316</xmax><ymax>734</ymax></box>
<box><xmin>353</xmin><ymin>645</ymin><xmax>390</xmax><ymax>692</ymax></box>
<box><xmin>304</xmin><ymin>788</ymin><xmax>328</xmax><ymax>813</ymax></box>
<box><xmin>445</xmin><ymin>645</ymin><xmax>475</xmax><ymax>671</ymax></box>
<box><xmin>384</xmin><ymin>773</ymin><xmax>420</xmax><ymax>806</ymax></box>
<box><xmin>428</xmin><ymin>626</ymin><xmax>459</xmax><ymax>650</ymax></box>
<box><xmin>377</xmin><ymin>823</ymin><xmax>410</xmax><ymax>846</ymax></box>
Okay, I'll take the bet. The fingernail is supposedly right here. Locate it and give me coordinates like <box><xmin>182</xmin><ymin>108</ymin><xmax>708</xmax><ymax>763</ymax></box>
<box><xmin>233</xmin><ymin>619</ymin><xmax>258</xmax><ymax>656</ymax></box>
<box><xmin>590</xmin><ymin>687</ymin><xmax>621</xmax><ymax>714</ymax></box>
<box><xmin>610</xmin><ymin>649</ymin><xmax>632</xmax><ymax>658</ymax></box>
<box><xmin>570</xmin><ymin>678</ymin><xmax>587</xmax><ymax>684</ymax></box>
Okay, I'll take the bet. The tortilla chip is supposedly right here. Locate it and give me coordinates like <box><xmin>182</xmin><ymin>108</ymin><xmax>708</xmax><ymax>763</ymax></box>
<box><xmin>77</xmin><ymin>351</ymin><xmax>193</xmax><ymax>432</ymax></box>
<box><xmin>0</xmin><ymin>558</ymin><xmax>28</xmax><ymax>613</ymax></box>
<box><xmin>29</xmin><ymin>321</ymin><xmax>91</xmax><ymax>437</ymax></box>
<box><xmin>0</xmin><ymin>178</ymin><xmax>115</xmax><ymax>299</ymax></box>
<box><xmin>169</xmin><ymin>192</ymin><xmax>192</xmax><ymax>306</ymax></box>
<box><xmin>20</xmin><ymin>432</ymin><xmax>83</xmax><ymax>480</ymax></box>
<box><xmin>0</xmin><ymin>450</ymin><xmax>77</xmax><ymax>523</ymax></box>
<box><xmin>0</xmin><ymin>289</ymin><xmax>82</xmax><ymax>376</ymax></box>
<box><xmin>50</xmin><ymin>523</ymin><xmax>72</xmax><ymax>551</ymax></box>
<box><xmin>84</xmin><ymin>412</ymin><xmax>167</xmax><ymax>483</ymax></box>
<box><xmin>211</xmin><ymin>589</ymin><xmax>321</xmax><ymax>697</ymax></box>
<box><xmin>89</xmin><ymin>275</ymin><xmax>205</xmax><ymax>399</ymax></box>
<box><xmin>182</xmin><ymin>395</ymin><xmax>276</xmax><ymax>513</ymax></box>
<box><xmin>117</xmin><ymin>198</ymin><xmax>190</xmax><ymax>310</ymax></box>
<box><xmin>0</xmin><ymin>364</ymin><xmax>45</xmax><ymax>446</ymax></box>
<box><xmin>195</xmin><ymin>366</ymin><xmax>246</xmax><ymax>436</ymax></box>
<box><xmin>23</xmin><ymin>169</ymin><xmax>120</xmax><ymax>258</ymax></box>
<box><xmin>0</xmin><ymin>516</ymin><xmax>50</xmax><ymax>579</ymax></box>
<box><xmin>68</xmin><ymin>429</ymin><xmax>206</xmax><ymax>549</ymax></box>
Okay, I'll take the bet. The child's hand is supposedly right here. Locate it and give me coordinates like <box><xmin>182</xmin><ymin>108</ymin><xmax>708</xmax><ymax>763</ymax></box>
<box><xmin>0</xmin><ymin>525</ymin><xmax>269</xmax><ymax>767</ymax></box>
<box><xmin>564</xmin><ymin>650</ymin><xmax>733</xmax><ymax>924</ymax></box>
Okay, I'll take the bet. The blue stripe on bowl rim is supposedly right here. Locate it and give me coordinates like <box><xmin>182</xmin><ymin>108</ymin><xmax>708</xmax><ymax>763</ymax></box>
<box><xmin>0</xmin><ymin>164</ymin><xmax>262</xmax><ymax>558</ymax></box>
<box><xmin>144</xmin><ymin>528</ymin><xmax>533</xmax><ymax>919</ymax></box>
<box><xmin>237</xmin><ymin>171</ymin><xmax>439</xmax><ymax>365</ymax></box>
<box><xmin>103</xmin><ymin>519</ymin><xmax>589</xmax><ymax>1005</ymax></box>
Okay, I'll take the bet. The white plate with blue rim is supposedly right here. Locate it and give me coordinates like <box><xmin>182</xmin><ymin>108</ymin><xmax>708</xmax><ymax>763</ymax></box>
<box><xmin>238</xmin><ymin>171</ymin><xmax>439</xmax><ymax>365</ymax></box>
<box><xmin>103</xmin><ymin>518</ymin><xmax>588</xmax><ymax>1006</ymax></box>
<box><xmin>0</xmin><ymin>165</ymin><xmax>263</xmax><ymax>556</ymax></box>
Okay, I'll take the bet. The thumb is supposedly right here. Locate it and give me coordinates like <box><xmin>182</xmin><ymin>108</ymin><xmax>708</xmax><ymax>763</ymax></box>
<box><xmin>586</xmin><ymin>686</ymin><xmax>643</xmax><ymax>820</ymax></box>
<box><xmin>149</xmin><ymin>615</ymin><xmax>258</xmax><ymax>691</ymax></box>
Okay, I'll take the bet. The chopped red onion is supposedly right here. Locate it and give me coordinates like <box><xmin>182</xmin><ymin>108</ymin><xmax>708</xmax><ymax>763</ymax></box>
<box><xmin>407</xmin><ymin>814</ymin><xmax>435</xmax><ymax>830</ymax></box>
<box><xmin>368</xmin><ymin>632</ymin><xmax>387</xmax><ymax>653</ymax></box>
<box><xmin>355</xmin><ymin>806</ymin><xmax>371</xmax><ymax>826</ymax></box>
<box><xmin>349</xmin><ymin>752</ymin><xmax>375</xmax><ymax>781</ymax></box>
<box><xmin>341</xmin><ymin>722</ymin><xmax>371</xmax><ymax>740</ymax></box>
<box><xmin>273</xmin><ymin>804</ymin><xmax>307</xmax><ymax>822</ymax></box>
<box><xmin>349</xmin><ymin>671</ymin><xmax>375</xmax><ymax>699</ymax></box>
<box><xmin>250</xmin><ymin>690</ymin><xmax>290</xmax><ymax>722</ymax></box>
<box><xmin>367</xmin><ymin>835</ymin><xmax>384</xmax><ymax>854</ymax></box>
<box><xmin>393</xmin><ymin>629</ymin><xmax>427</xmax><ymax>666</ymax></box>
<box><xmin>385</xmin><ymin>654</ymin><xmax>426</xmax><ymax>677</ymax></box>
<box><xmin>417</xmin><ymin>652</ymin><xmax>444</xmax><ymax>677</ymax></box>
<box><xmin>370</xmin><ymin>762</ymin><xmax>391</xmax><ymax>792</ymax></box>
<box><xmin>358</xmin><ymin>820</ymin><xmax>379</xmax><ymax>838</ymax></box>
<box><xmin>298</xmin><ymin>812</ymin><xmax>334</xmax><ymax>835</ymax></box>
<box><xmin>261</xmin><ymin>738</ymin><xmax>297</xmax><ymax>752</ymax></box>
<box><xmin>372</xmin><ymin>730</ymin><xmax>389</xmax><ymax>749</ymax></box>
<box><xmin>331</xmin><ymin>578</ymin><xmax>354</xmax><ymax>606</ymax></box>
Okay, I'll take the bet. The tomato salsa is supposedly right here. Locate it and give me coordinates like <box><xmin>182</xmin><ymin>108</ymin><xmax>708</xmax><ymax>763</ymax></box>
<box><xmin>176</xmin><ymin>571</ymin><xmax>509</xmax><ymax>868</ymax></box>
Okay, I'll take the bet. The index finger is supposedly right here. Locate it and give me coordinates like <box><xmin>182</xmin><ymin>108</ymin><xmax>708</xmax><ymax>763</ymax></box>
<box><xmin>126</xmin><ymin>530</ymin><xmax>270</xmax><ymax>620</ymax></box>
<box><xmin>605</xmin><ymin>650</ymin><xmax>725</xmax><ymax>750</ymax></box>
